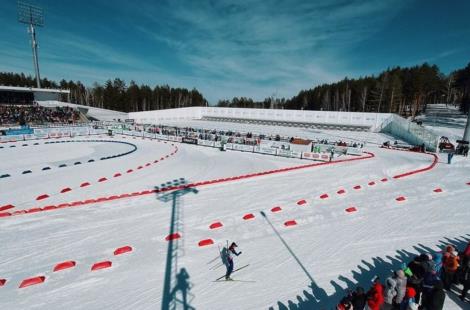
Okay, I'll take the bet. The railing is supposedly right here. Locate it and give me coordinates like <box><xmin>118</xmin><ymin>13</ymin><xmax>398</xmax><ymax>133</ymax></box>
<box><xmin>378</xmin><ymin>115</ymin><xmax>439</xmax><ymax>152</ymax></box>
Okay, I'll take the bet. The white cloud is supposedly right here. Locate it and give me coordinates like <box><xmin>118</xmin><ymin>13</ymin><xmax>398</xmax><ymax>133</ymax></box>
<box><xmin>0</xmin><ymin>0</ymin><xmax>411</xmax><ymax>103</ymax></box>
<box><xmin>136</xmin><ymin>0</ymin><xmax>409</xmax><ymax>102</ymax></box>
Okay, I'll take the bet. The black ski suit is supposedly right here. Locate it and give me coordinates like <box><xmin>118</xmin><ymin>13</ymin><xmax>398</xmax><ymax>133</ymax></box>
<box><xmin>225</xmin><ymin>245</ymin><xmax>241</xmax><ymax>279</ymax></box>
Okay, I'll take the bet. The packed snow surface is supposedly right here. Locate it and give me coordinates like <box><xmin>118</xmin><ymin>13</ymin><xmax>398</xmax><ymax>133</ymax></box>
<box><xmin>0</xmin><ymin>104</ymin><xmax>469</xmax><ymax>309</ymax></box>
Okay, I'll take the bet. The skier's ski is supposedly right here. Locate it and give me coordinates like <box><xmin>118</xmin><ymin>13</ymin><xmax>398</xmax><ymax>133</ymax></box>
<box><xmin>213</xmin><ymin>279</ymin><xmax>256</xmax><ymax>283</ymax></box>
<box><xmin>215</xmin><ymin>264</ymin><xmax>249</xmax><ymax>281</ymax></box>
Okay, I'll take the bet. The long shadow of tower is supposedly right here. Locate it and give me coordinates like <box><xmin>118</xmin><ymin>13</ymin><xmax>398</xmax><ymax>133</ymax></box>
<box><xmin>157</xmin><ymin>178</ymin><xmax>198</xmax><ymax>310</ymax></box>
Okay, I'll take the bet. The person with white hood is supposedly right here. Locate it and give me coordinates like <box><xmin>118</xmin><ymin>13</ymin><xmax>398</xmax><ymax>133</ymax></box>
<box><xmin>394</xmin><ymin>270</ymin><xmax>407</xmax><ymax>307</ymax></box>
<box><xmin>382</xmin><ymin>276</ymin><xmax>397</xmax><ymax>310</ymax></box>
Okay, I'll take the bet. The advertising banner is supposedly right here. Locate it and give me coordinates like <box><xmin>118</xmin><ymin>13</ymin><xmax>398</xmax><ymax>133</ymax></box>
<box><xmin>254</xmin><ymin>146</ymin><xmax>277</xmax><ymax>155</ymax></box>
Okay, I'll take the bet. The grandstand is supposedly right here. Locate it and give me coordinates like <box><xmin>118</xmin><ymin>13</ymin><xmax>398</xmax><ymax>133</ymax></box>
<box><xmin>0</xmin><ymin>87</ymin><xmax>84</xmax><ymax>127</ymax></box>
<box><xmin>0</xmin><ymin>86</ymin><xmax>70</xmax><ymax>104</ymax></box>
<box><xmin>128</xmin><ymin>106</ymin><xmax>440</xmax><ymax>151</ymax></box>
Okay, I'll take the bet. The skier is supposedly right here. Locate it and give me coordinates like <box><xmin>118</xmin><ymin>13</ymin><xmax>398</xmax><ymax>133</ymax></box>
<box><xmin>447</xmin><ymin>151</ymin><xmax>454</xmax><ymax>164</ymax></box>
<box><xmin>223</xmin><ymin>242</ymin><xmax>242</xmax><ymax>280</ymax></box>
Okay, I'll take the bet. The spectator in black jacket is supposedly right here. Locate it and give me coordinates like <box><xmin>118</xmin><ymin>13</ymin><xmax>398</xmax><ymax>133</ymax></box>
<box><xmin>427</xmin><ymin>280</ymin><xmax>445</xmax><ymax>310</ymax></box>
<box><xmin>351</xmin><ymin>286</ymin><xmax>366</xmax><ymax>310</ymax></box>
<box><xmin>460</xmin><ymin>259</ymin><xmax>470</xmax><ymax>302</ymax></box>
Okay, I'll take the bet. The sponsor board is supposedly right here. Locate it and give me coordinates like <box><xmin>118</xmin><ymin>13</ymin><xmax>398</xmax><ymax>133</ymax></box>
<box><xmin>182</xmin><ymin>137</ymin><xmax>198</xmax><ymax>144</ymax></box>
<box><xmin>168</xmin><ymin>136</ymin><xmax>182</xmax><ymax>142</ymax></box>
<box><xmin>259</xmin><ymin>139</ymin><xmax>290</xmax><ymax>150</ymax></box>
<box><xmin>254</xmin><ymin>146</ymin><xmax>277</xmax><ymax>155</ymax></box>
<box><xmin>0</xmin><ymin>135</ymin><xmax>22</xmax><ymax>142</ymax></box>
<box><xmin>198</xmin><ymin>140</ymin><xmax>215</xmax><ymax>147</ymax></box>
<box><xmin>155</xmin><ymin>134</ymin><xmax>169</xmax><ymax>140</ymax></box>
<box><xmin>231</xmin><ymin>144</ymin><xmax>254</xmax><ymax>152</ymax></box>
<box><xmin>277</xmin><ymin>149</ymin><xmax>302</xmax><ymax>158</ymax></box>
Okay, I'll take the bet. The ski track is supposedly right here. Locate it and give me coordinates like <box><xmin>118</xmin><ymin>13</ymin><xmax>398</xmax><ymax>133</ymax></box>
<box><xmin>0</xmin><ymin>122</ymin><xmax>469</xmax><ymax>310</ymax></box>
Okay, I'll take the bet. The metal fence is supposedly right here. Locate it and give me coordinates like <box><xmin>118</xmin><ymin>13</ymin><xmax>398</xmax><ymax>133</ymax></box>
<box><xmin>378</xmin><ymin>115</ymin><xmax>439</xmax><ymax>152</ymax></box>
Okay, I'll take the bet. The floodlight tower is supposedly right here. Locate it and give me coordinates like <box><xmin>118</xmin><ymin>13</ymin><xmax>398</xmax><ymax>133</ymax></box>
<box><xmin>17</xmin><ymin>1</ymin><xmax>44</xmax><ymax>88</ymax></box>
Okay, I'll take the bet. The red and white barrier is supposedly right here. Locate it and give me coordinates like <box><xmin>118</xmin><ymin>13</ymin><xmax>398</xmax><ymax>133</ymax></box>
<box><xmin>0</xmin><ymin>204</ymin><xmax>14</xmax><ymax>212</ymax></box>
<box><xmin>165</xmin><ymin>233</ymin><xmax>181</xmax><ymax>241</ymax></box>
<box><xmin>209</xmin><ymin>222</ymin><xmax>223</xmax><ymax>229</ymax></box>
<box><xmin>198</xmin><ymin>239</ymin><xmax>214</xmax><ymax>247</ymax></box>
<box><xmin>396</xmin><ymin>196</ymin><xmax>406</xmax><ymax>202</ymax></box>
<box><xmin>114</xmin><ymin>246</ymin><xmax>133</xmax><ymax>256</ymax></box>
<box><xmin>36</xmin><ymin>194</ymin><xmax>49</xmax><ymax>201</ymax></box>
<box><xmin>284</xmin><ymin>220</ymin><xmax>297</xmax><ymax>227</ymax></box>
<box><xmin>91</xmin><ymin>261</ymin><xmax>112</xmax><ymax>271</ymax></box>
<box><xmin>19</xmin><ymin>276</ymin><xmax>45</xmax><ymax>288</ymax></box>
<box><xmin>243</xmin><ymin>213</ymin><xmax>255</xmax><ymax>220</ymax></box>
<box><xmin>53</xmin><ymin>261</ymin><xmax>76</xmax><ymax>272</ymax></box>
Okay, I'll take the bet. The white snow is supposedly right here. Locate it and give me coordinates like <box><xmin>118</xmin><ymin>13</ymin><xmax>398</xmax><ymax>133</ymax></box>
<box><xmin>0</xmin><ymin>104</ymin><xmax>469</xmax><ymax>310</ymax></box>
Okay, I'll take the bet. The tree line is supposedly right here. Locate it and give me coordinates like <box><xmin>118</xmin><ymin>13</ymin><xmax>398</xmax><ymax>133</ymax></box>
<box><xmin>217</xmin><ymin>62</ymin><xmax>470</xmax><ymax>117</ymax></box>
<box><xmin>1</xmin><ymin>61</ymin><xmax>469</xmax><ymax>116</ymax></box>
<box><xmin>0</xmin><ymin>73</ymin><xmax>208</xmax><ymax>112</ymax></box>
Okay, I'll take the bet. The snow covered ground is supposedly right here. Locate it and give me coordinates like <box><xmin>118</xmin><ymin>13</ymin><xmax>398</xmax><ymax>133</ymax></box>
<box><xmin>0</xmin><ymin>105</ymin><xmax>469</xmax><ymax>309</ymax></box>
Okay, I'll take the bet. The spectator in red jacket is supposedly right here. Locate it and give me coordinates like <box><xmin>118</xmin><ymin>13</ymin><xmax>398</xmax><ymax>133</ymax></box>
<box><xmin>366</xmin><ymin>278</ymin><xmax>384</xmax><ymax>310</ymax></box>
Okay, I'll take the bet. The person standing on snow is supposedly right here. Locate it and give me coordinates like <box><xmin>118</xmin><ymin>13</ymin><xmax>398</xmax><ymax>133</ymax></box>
<box><xmin>366</xmin><ymin>277</ymin><xmax>384</xmax><ymax>310</ymax></box>
<box><xmin>428</xmin><ymin>280</ymin><xmax>446</xmax><ymax>309</ymax></box>
<box><xmin>394</xmin><ymin>270</ymin><xmax>407</xmax><ymax>307</ymax></box>
<box><xmin>223</xmin><ymin>242</ymin><xmax>242</xmax><ymax>280</ymax></box>
<box><xmin>382</xmin><ymin>276</ymin><xmax>397</xmax><ymax>310</ymax></box>
<box><xmin>443</xmin><ymin>250</ymin><xmax>460</xmax><ymax>290</ymax></box>
<box><xmin>447</xmin><ymin>151</ymin><xmax>454</xmax><ymax>164</ymax></box>
<box><xmin>460</xmin><ymin>259</ymin><xmax>470</xmax><ymax>302</ymax></box>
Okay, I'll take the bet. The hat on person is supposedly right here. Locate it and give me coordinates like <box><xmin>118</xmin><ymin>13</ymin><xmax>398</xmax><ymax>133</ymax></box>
<box><xmin>396</xmin><ymin>269</ymin><xmax>405</xmax><ymax>278</ymax></box>
<box><xmin>406</xmin><ymin>287</ymin><xmax>416</xmax><ymax>298</ymax></box>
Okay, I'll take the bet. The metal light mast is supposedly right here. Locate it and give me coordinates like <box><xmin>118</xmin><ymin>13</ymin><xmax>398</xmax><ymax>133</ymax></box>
<box><xmin>17</xmin><ymin>1</ymin><xmax>44</xmax><ymax>88</ymax></box>
<box><xmin>464</xmin><ymin>110</ymin><xmax>470</xmax><ymax>143</ymax></box>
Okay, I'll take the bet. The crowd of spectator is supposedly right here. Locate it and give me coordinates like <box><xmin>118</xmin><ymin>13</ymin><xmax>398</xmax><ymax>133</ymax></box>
<box><xmin>336</xmin><ymin>241</ymin><xmax>470</xmax><ymax>309</ymax></box>
<box><xmin>142</xmin><ymin>124</ymin><xmax>364</xmax><ymax>148</ymax></box>
<box><xmin>0</xmin><ymin>104</ymin><xmax>80</xmax><ymax>125</ymax></box>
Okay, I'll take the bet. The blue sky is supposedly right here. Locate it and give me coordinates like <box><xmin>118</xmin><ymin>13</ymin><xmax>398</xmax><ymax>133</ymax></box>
<box><xmin>1</xmin><ymin>0</ymin><xmax>469</xmax><ymax>103</ymax></box>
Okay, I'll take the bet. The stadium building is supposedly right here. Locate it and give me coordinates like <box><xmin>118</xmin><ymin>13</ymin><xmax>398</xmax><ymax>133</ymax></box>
<box><xmin>0</xmin><ymin>85</ymin><xmax>70</xmax><ymax>105</ymax></box>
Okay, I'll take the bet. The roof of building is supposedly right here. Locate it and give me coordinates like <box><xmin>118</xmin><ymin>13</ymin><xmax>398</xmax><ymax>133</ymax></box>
<box><xmin>0</xmin><ymin>85</ymin><xmax>70</xmax><ymax>94</ymax></box>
